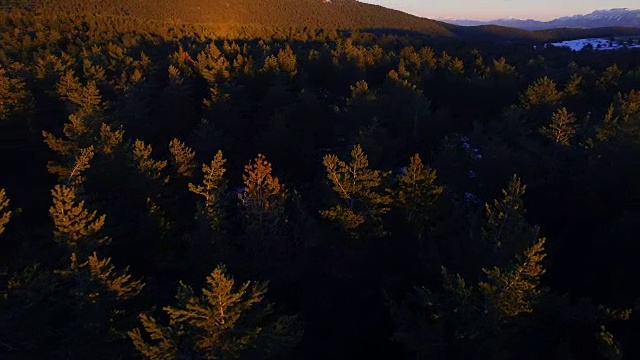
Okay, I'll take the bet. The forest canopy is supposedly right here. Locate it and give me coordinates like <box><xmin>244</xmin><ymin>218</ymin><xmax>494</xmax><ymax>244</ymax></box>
<box><xmin>1</xmin><ymin>1</ymin><xmax>640</xmax><ymax>359</ymax></box>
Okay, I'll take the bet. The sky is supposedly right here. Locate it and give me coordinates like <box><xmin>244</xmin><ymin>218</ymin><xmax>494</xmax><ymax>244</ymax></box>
<box><xmin>361</xmin><ymin>0</ymin><xmax>639</xmax><ymax>21</ymax></box>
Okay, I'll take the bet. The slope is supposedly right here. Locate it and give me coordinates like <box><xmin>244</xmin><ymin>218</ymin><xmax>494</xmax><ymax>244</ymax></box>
<box><xmin>11</xmin><ymin>0</ymin><xmax>455</xmax><ymax>36</ymax></box>
<box><xmin>3</xmin><ymin>0</ymin><xmax>639</xmax><ymax>42</ymax></box>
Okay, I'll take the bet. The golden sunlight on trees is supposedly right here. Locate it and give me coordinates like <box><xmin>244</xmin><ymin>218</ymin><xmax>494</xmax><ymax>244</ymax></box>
<box><xmin>240</xmin><ymin>154</ymin><xmax>287</xmax><ymax>219</ymax></box>
<box><xmin>540</xmin><ymin>107</ymin><xmax>577</xmax><ymax>147</ymax></box>
<box><xmin>129</xmin><ymin>264</ymin><xmax>300</xmax><ymax>359</ymax></box>
<box><xmin>133</xmin><ymin>140</ymin><xmax>168</xmax><ymax>182</ymax></box>
<box><xmin>188</xmin><ymin>150</ymin><xmax>228</xmax><ymax>229</ymax></box>
<box><xmin>321</xmin><ymin>144</ymin><xmax>391</xmax><ymax>237</ymax></box>
<box><xmin>50</xmin><ymin>184</ymin><xmax>109</xmax><ymax>254</ymax></box>
<box><xmin>50</xmin><ymin>184</ymin><xmax>144</xmax><ymax>335</ymax></box>
<box><xmin>395</xmin><ymin>154</ymin><xmax>443</xmax><ymax>237</ymax></box>
<box><xmin>0</xmin><ymin>188</ymin><xmax>11</xmax><ymax>235</ymax></box>
<box><xmin>3</xmin><ymin>3</ymin><xmax>640</xmax><ymax>358</ymax></box>
<box><xmin>99</xmin><ymin>123</ymin><xmax>125</xmax><ymax>155</ymax></box>
<box><xmin>479</xmin><ymin>237</ymin><xmax>547</xmax><ymax>319</ymax></box>
<box><xmin>523</xmin><ymin>76</ymin><xmax>562</xmax><ymax>108</ymax></box>
<box><xmin>391</xmin><ymin>176</ymin><xmax>550</xmax><ymax>357</ymax></box>
<box><xmin>239</xmin><ymin>154</ymin><xmax>289</xmax><ymax>249</ymax></box>
<box><xmin>0</xmin><ymin>65</ymin><xmax>30</xmax><ymax>122</ymax></box>
<box><xmin>169</xmin><ymin>138</ymin><xmax>196</xmax><ymax>177</ymax></box>
<box><xmin>564</xmin><ymin>73</ymin><xmax>583</xmax><ymax>96</ymax></box>
<box><xmin>483</xmin><ymin>175</ymin><xmax>531</xmax><ymax>249</ymax></box>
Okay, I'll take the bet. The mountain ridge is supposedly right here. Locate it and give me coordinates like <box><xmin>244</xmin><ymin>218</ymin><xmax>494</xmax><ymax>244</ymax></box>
<box><xmin>442</xmin><ymin>8</ymin><xmax>640</xmax><ymax>30</ymax></box>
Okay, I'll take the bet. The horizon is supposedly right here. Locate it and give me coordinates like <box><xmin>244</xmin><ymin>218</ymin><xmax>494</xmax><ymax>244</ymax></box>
<box><xmin>360</xmin><ymin>1</ymin><xmax>639</xmax><ymax>21</ymax></box>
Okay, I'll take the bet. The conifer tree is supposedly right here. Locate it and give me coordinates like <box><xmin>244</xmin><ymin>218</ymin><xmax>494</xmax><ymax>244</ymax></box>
<box><xmin>596</xmin><ymin>64</ymin><xmax>622</xmax><ymax>90</ymax></box>
<box><xmin>50</xmin><ymin>184</ymin><xmax>109</xmax><ymax>255</ymax></box>
<box><xmin>276</xmin><ymin>45</ymin><xmax>297</xmax><ymax>76</ymax></box>
<box><xmin>129</xmin><ymin>265</ymin><xmax>301</xmax><ymax>360</ymax></box>
<box><xmin>56</xmin><ymin>71</ymin><xmax>103</xmax><ymax>118</ymax></box>
<box><xmin>483</xmin><ymin>175</ymin><xmax>533</xmax><ymax>251</ymax></box>
<box><xmin>540</xmin><ymin>107</ymin><xmax>576</xmax><ymax>147</ymax></box>
<box><xmin>0</xmin><ymin>65</ymin><xmax>31</xmax><ymax>122</ymax></box>
<box><xmin>479</xmin><ymin>237</ymin><xmax>547</xmax><ymax>319</ymax></box>
<box><xmin>448</xmin><ymin>57</ymin><xmax>465</xmax><ymax>76</ymax></box>
<box><xmin>595</xmin><ymin>105</ymin><xmax>619</xmax><ymax>143</ymax></box>
<box><xmin>564</xmin><ymin>73</ymin><xmax>583</xmax><ymax>97</ymax></box>
<box><xmin>395</xmin><ymin>154</ymin><xmax>443</xmax><ymax>237</ymax></box>
<box><xmin>43</xmin><ymin>71</ymin><xmax>116</xmax><ymax>182</ymax></box>
<box><xmin>189</xmin><ymin>151</ymin><xmax>228</xmax><ymax>229</ymax></box>
<box><xmin>169</xmin><ymin>138</ymin><xmax>196</xmax><ymax>177</ymax></box>
<box><xmin>594</xmin><ymin>90</ymin><xmax>640</xmax><ymax>144</ymax></box>
<box><xmin>98</xmin><ymin>123</ymin><xmax>125</xmax><ymax>155</ymax></box>
<box><xmin>0</xmin><ymin>188</ymin><xmax>11</xmax><ymax>235</ymax></box>
<box><xmin>523</xmin><ymin>76</ymin><xmax>562</xmax><ymax>108</ymax></box>
<box><xmin>239</xmin><ymin>154</ymin><xmax>288</xmax><ymax>248</ymax></box>
<box><xmin>133</xmin><ymin>139</ymin><xmax>168</xmax><ymax>182</ymax></box>
<box><xmin>49</xmin><ymin>184</ymin><xmax>144</xmax><ymax>356</ymax></box>
<box><xmin>492</xmin><ymin>57</ymin><xmax>515</xmax><ymax>76</ymax></box>
<box><xmin>392</xmin><ymin>176</ymin><xmax>549</xmax><ymax>357</ymax></box>
<box><xmin>321</xmin><ymin>144</ymin><xmax>391</xmax><ymax>237</ymax></box>
<box><xmin>82</xmin><ymin>58</ymin><xmax>106</xmax><ymax>83</ymax></box>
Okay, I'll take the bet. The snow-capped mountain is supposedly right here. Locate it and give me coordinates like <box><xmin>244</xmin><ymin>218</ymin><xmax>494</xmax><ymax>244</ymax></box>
<box><xmin>442</xmin><ymin>8</ymin><xmax>640</xmax><ymax>30</ymax></box>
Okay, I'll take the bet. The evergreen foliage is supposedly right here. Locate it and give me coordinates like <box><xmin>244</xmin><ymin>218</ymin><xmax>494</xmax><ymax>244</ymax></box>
<box><xmin>129</xmin><ymin>264</ymin><xmax>301</xmax><ymax>359</ymax></box>
<box><xmin>0</xmin><ymin>1</ymin><xmax>639</xmax><ymax>359</ymax></box>
<box><xmin>321</xmin><ymin>144</ymin><xmax>391</xmax><ymax>237</ymax></box>
<box><xmin>0</xmin><ymin>188</ymin><xmax>10</xmax><ymax>235</ymax></box>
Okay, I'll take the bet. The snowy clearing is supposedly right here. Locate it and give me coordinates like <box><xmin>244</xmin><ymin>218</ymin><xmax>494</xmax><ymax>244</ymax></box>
<box><xmin>549</xmin><ymin>37</ymin><xmax>640</xmax><ymax>51</ymax></box>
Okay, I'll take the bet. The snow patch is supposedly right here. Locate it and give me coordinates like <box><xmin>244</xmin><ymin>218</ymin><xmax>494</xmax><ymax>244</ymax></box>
<box><xmin>548</xmin><ymin>37</ymin><xmax>640</xmax><ymax>51</ymax></box>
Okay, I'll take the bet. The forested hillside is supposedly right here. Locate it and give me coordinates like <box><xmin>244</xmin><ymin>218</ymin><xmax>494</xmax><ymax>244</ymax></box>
<box><xmin>1</xmin><ymin>1</ymin><xmax>640</xmax><ymax>360</ymax></box>
<box><xmin>3</xmin><ymin>0</ymin><xmax>455</xmax><ymax>35</ymax></box>
<box><xmin>4</xmin><ymin>0</ymin><xmax>640</xmax><ymax>41</ymax></box>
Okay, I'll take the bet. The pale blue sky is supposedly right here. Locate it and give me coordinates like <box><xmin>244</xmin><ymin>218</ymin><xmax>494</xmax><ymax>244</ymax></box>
<box><xmin>361</xmin><ymin>0</ymin><xmax>638</xmax><ymax>21</ymax></box>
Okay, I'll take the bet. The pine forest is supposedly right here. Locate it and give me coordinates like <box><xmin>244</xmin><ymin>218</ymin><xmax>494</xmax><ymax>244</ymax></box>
<box><xmin>1</xmin><ymin>1</ymin><xmax>640</xmax><ymax>359</ymax></box>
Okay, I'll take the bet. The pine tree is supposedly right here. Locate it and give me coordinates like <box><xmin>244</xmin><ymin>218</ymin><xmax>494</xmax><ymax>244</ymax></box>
<box><xmin>49</xmin><ymin>184</ymin><xmax>109</xmax><ymax>256</ymax></box>
<box><xmin>483</xmin><ymin>175</ymin><xmax>533</xmax><ymax>251</ymax></box>
<box><xmin>129</xmin><ymin>265</ymin><xmax>301</xmax><ymax>360</ymax></box>
<box><xmin>65</xmin><ymin>145</ymin><xmax>95</xmax><ymax>186</ymax></box>
<box><xmin>321</xmin><ymin>144</ymin><xmax>391</xmax><ymax>237</ymax></box>
<box><xmin>392</xmin><ymin>176</ymin><xmax>549</xmax><ymax>358</ymax></box>
<box><xmin>597</xmin><ymin>325</ymin><xmax>624</xmax><ymax>360</ymax></box>
<box><xmin>50</xmin><ymin>185</ymin><xmax>143</xmax><ymax>291</ymax></box>
<box><xmin>564</xmin><ymin>73</ymin><xmax>583</xmax><ymax>97</ymax></box>
<box><xmin>43</xmin><ymin>71</ymin><xmax>115</xmax><ymax>182</ymax></box>
<box><xmin>133</xmin><ymin>139</ymin><xmax>168</xmax><ymax>182</ymax></box>
<box><xmin>350</xmin><ymin>80</ymin><xmax>371</xmax><ymax>99</ymax></box>
<box><xmin>169</xmin><ymin>138</ymin><xmax>196</xmax><ymax>177</ymax></box>
<box><xmin>479</xmin><ymin>238</ymin><xmax>547</xmax><ymax>319</ymax></box>
<box><xmin>395</xmin><ymin>154</ymin><xmax>443</xmax><ymax>237</ymax></box>
<box><xmin>56</xmin><ymin>71</ymin><xmax>103</xmax><ymax>118</ymax></box>
<box><xmin>0</xmin><ymin>188</ymin><xmax>11</xmax><ymax>235</ymax></box>
<box><xmin>239</xmin><ymin>154</ymin><xmax>288</xmax><ymax>248</ymax></box>
<box><xmin>540</xmin><ymin>107</ymin><xmax>577</xmax><ymax>147</ymax></box>
<box><xmin>188</xmin><ymin>150</ymin><xmax>228</xmax><ymax>229</ymax></box>
<box><xmin>98</xmin><ymin>123</ymin><xmax>125</xmax><ymax>155</ymax></box>
<box><xmin>240</xmin><ymin>154</ymin><xmax>286</xmax><ymax>219</ymax></box>
<box><xmin>0</xmin><ymin>65</ymin><xmax>31</xmax><ymax>122</ymax></box>
<box><xmin>593</xmin><ymin>90</ymin><xmax>640</xmax><ymax>144</ymax></box>
<box><xmin>595</xmin><ymin>104</ymin><xmax>619</xmax><ymax>143</ymax></box>
<box><xmin>596</xmin><ymin>64</ymin><xmax>622</xmax><ymax>90</ymax></box>
<box><xmin>49</xmin><ymin>184</ymin><xmax>144</xmax><ymax>357</ymax></box>
<box><xmin>472</xmin><ymin>49</ymin><xmax>488</xmax><ymax>78</ymax></box>
<box><xmin>276</xmin><ymin>45</ymin><xmax>297</xmax><ymax>76</ymax></box>
<box><xmin>523</xmin><ymin>76</ymin><xmax>562</xmax><ymax>108</ymax></box>
<box><xmin>492</xmin><ymin>57</ymin><xmax>515</xmax><ymax>76</ymax></box>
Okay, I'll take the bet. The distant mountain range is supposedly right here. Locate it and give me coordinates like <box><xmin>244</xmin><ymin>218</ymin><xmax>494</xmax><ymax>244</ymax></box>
<box><xmin>442</xmin><ymin>8</ymin><xmax>640</xmax><ymax>30</ymax></box>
